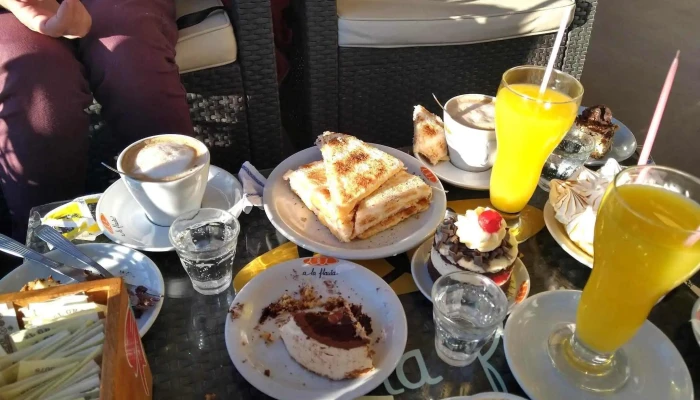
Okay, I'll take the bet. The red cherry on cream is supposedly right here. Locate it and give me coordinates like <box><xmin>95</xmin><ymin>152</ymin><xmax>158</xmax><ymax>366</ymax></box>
<box><xmin>478</xmin><ymin>210</ymin><xmax>503</xmax><ymax>234</ymax></box>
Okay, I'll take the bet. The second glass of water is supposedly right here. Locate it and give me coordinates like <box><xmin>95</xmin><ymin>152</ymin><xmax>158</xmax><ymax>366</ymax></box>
<box><xmin>169</xmin><ymin>208</ymin><xmax>240</xmax><ymax>295</ymax></box>
<box><xmin>432</xmin><ymin>271</ymin><xmax>508</xmax><ymax>366</ymax></box>
<box><xmin>538</xmin><ymin>129</ymin><xmax>595</xmax><ymax>191</ymax></box>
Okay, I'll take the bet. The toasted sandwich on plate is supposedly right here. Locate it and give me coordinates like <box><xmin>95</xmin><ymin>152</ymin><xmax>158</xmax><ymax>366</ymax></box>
<box><xmin>284</xmin><ymin>161</ymin><xmax>355</xmax><ymax>242</ymax></box>
<box><xmin>353</xmin><ymin>170</ymin><xmax>433</xmax><ymax>239</ymax></box>
<box><xmin>413</xmin><ymin>105</ymin><xmax>449</xmax><ymax>165</ymax></box>
<box><xmin>316</xmin><ymin>132</ymin><xmax>404</xmax><ymax>216</ymax></box>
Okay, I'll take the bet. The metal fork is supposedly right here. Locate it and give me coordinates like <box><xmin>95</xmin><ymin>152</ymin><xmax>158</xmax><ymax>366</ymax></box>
<box><xmin>33</xmin><ymin>226</ymin><xmax>160</xmax><ymax>297</ymax></box>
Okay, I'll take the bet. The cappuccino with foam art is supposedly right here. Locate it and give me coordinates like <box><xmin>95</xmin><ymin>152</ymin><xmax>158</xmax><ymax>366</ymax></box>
<box><xmin>117</xmin><ymin>134</ymin><xmax>211</xmax><ymax>226</ymax></box>
<box><xmin>121</xmin><ymin>136</ymin><xmax>207</xmax><ymax>182</ymax></box>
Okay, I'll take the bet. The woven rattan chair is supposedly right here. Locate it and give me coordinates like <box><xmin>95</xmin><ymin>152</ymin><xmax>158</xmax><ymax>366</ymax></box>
<box><xmin>283</xmin><ymin>0</ymin><xmax>597</xmax><ymax>147</ymax></box>
<box><xmin>85</xmin><ymin>0</ymin><xmax>283</xmax><ymax>193</ymax></box>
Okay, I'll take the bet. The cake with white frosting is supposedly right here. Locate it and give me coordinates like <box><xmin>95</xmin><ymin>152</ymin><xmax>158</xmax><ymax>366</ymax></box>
<box><xmin>428</xmin><ymin>207</ymin><xmax>518</xmax><ymax>289</ymax></box>
<box><xmin>279</xmin><ymin>305</ymin><xmax>374</xmax><ymax>380</ymax></box>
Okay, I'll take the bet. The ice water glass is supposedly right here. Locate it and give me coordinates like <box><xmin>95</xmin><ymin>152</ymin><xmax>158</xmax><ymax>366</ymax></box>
<box><xmin>432</xmin><ymin>271</ymin><xmax>508</xmax><ymax>366</ymax></box>
<box><xmin>538</xmin><ymin>129</ymin><xmax>595</xmax><ymax>191</ymax></box>
<box><xmin>169</xmin><ymin>208</ymin><xmax>240</xmax><ymax>295</ymax></box>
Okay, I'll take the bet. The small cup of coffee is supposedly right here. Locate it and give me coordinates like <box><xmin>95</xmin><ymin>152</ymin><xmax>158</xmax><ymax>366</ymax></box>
<box><xmin>117</xmin><ymin>134</ymin><xmax>211</xmax><ymax>226</ymax></box>
<box><xmin>443</xmin><ymin>94</ymin><xmax>496</xmax><ymax>172</ymax></box>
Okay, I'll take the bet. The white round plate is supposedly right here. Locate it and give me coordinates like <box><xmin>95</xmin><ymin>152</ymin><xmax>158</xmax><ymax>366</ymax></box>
<box><xmin>225</xmin><ymin>258</ymin><xmax>407</xmax><ymax>400</ymax></box>
<box><xmin>410</xmin><ymin>239</ymin><xmax>530</xmax><ymax>313</ymax></box>
<box><xmin>504</xmin><ymin>290</ymin><xmax>693</xmax><ymax>400</ymax></box>
<box><xmin>543</xmin><ymin>203</ymin><xmax>592</xmax><ymax>268</ymax></box>
<box><xmin>96</xmin><ymin>165</ymin><xmax>242</xmax><ymax>252</ymax></box>
<box><xmin>691</xmin><ymin>297</ymin><xmax>700</xmax><ymax>347</ymax></box>
<box><xmin>578</xmin><ymin>106</ymin><xmax>637</xmax><ymax>167</ymax></box>
<box><xmin>0</xmin><ymin>243</ymin><xmax>164</xmax><ymax>337</ymax></box>
<box><xmin>263</xmin><ymin>145</ymin><xmax>447</xmax><ymax>260</ymax></box>
<box><xmin>445</xmin><ymin>393</ymin><xmax>528</xmax><ymax>400</ymax></box>
<box><xmin>415</xmin><ymin>153</ymin><xmax>491</xmax><ymax>190</ymax></box>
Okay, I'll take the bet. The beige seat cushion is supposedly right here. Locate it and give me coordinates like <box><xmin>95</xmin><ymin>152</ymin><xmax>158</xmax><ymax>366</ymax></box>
<box><xmin>175</xmin><ymin>0</ymin><xmax>238</xmax><ymax>74</ymax></box>
<box><xmin>337</xmin><ymin>0</ymin><xmax>575</xmax><ymax>48</ymax></box>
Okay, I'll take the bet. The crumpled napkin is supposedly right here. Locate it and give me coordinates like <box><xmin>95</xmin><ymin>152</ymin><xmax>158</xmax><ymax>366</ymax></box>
<box><xmin>229</xmin><ymin>161</ymin><xmax>266</xmax><ymax>218</ymax></box>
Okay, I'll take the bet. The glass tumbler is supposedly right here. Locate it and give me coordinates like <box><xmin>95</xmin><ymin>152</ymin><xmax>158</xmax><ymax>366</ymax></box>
<box><xmin>432</xmin><ymin>271</ymin><xmax>508</xmax><ymax>366</ymax></box>
<box><xmin>169</xmin><ymin>208</ymin><xmax>240</xmax><ymax>295</ymax></box>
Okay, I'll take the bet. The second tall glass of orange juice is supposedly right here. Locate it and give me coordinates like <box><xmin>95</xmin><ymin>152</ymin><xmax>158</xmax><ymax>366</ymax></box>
<box><xmin>490</xmin><ymin>66</ymin><xmax>583</xmax><ymax>241</ymax></box>
<box><xmin>548</xmin><ymin>165</ymin><xmax>700</xmax><ymax>393</ymax></box>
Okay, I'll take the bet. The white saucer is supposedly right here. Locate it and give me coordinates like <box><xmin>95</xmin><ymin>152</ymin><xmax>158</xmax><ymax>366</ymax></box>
<box><xmin>264</xmin><ymin>145</ymin><xmax>447</xmax><ymax>260</ymax></box>
<box><xmin>578</xmin><ymin>106</ymin><xmax>637</xmax><ymax>167</ymax></box>
<box><xmin>543</xmin><ymin>203</ymin><xmax>593</xmax><ymax>268</ymax></box>
<box><xmin>504</xmin><ymin>290</ymin><xmax>693</xmax><ymax>400</ymax></box>
<box><xmin>410</xmin><ymin>239</ymin><xmax>530</xmax><ymax>313</ymax></box>
<box><xmin>691</xmin><ymin>297</ymin><xmax>700</xmax><ymax>347</ymax></box>
<box><xmin>225</xmin><ymin>257</ymin><xmax>407</xmax><ymax>400</ymax></box>
<box><xmin>415</xmin><ymin>153</ymin><xmax>491</xmax><ymax>190</ymax></box>
<box><xmin>96</xmin><ymin>165</ymin><xmax>242</xmax><ymax>252</ymax></box>
<box><xmin>0</xmin><ymin>243</ymin><xmax>164</xmax><ymax>337</ymax></box>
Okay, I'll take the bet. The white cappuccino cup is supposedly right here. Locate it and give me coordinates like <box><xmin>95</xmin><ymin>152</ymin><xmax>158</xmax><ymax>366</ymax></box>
<box><xmin>443</xmin><ymin>94</ymin><xmax>497</xmax><ymax>172</ymax></box>
<box><xmin>117</xmin><ymin>134</ymin><xmax>211</xmax><ymax>226</ymax></box>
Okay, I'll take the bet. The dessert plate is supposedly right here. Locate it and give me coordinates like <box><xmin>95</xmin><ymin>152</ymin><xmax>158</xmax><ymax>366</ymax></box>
<box><xmin>578</xmin><ymin>106</ymin><xmax>637</xmax><ymax>167</ymax></box>
<box><xmin>225</xmin><ymin>258</ymin><xmax>407</xmax><ymax>400</ymax></box>
<box><xmin>415</xmin><ymin>153</ymin><xmax>491</xmax><ymax>190</ymax></box>
<box><xmin>410</xmin><ymin>239</ymin><xmax>530</xmax><ymax>313</ymax></box>
<box><xmin>264</xmin><ymin>145</ymin><xmax>447</xmax><ymax>260</ymax></box>
<box><xmin>543</xmin><ymin>203</ymin><xmax>592</xmax><ymax>268</ymax></box>
<box><xmin>504</xmin><ymin>290</ymin><xmax>693</xmax><ymax>400</ymax></box>
<box><xmin>0</xmin><ymin>243</ymin><xmax>164</xmax><ymax>337</ymax></box>
<box><xmin>96</xmin><ymin>165</ymin><xmax>242</xmax><ymax>252</ymax></box>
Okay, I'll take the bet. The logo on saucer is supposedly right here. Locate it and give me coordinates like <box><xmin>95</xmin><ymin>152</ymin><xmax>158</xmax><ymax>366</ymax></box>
<box><xmin>420</xmin><ymin>167</ymin><xmax>438</xmax><ymax>183</ymax></box>
<box><xmin>100</xmin><ymin>214</ymin><xmax>114</xmax><ymax>234</ymax></box>
<box><xmin>515</xmin><ymin>281</ymin><xmax>529</xmax><ymax>304</ymax></box>
<box><xmin>303</xmin><ymin>256</ymin><xmax>338</xmax><ymax>266</ymax></box>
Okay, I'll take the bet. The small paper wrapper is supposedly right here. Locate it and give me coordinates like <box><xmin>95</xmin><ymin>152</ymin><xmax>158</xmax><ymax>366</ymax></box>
<box><xmin>41</xmin><ymin>194</ymin><xmax>102</xmax><ymax>242</ymax></box>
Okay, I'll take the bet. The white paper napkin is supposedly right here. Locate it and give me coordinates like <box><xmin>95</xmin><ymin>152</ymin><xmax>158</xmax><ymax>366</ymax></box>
<box><xmin>229</xmin><ymin>162</ymin><xmax>266</xmax><ymax>218</ymax></box>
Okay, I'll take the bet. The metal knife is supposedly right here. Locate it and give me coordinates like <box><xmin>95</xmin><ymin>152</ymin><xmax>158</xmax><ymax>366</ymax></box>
<box><xmin>0</xmin><ymin>234</ymin><xmax>86</xmax><ymax>282</ymax></box>
<box><xmin>35</xmin><ymin>225</ymin><xmax>113</xmax><ymax>278</ymax></box>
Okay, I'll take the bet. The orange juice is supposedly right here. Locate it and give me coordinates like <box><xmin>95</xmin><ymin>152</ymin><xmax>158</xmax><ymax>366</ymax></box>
<box><xmin>491</xmin><ymin>84</ymin><xmax>579</xmax><ymax>213</ymax></box>
<box><xmin>577</xmin><ymin>184</ymin><xmax>700</xmax><ymax>353</ymax></box>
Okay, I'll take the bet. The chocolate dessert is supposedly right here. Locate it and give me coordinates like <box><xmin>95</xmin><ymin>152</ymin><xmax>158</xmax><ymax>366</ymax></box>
<box><xmin>293</xmin><ymin>309</ymin><xmax>370</xmax><ymax>350</ymax></box>
<box><xmin>429</xmin><ymin>208</ymin><xmax>519</xmax><ymax>290</ymax></box>
<box><xmin>574</xmin><ymin>105</ymin><xmax>619</xmax><ymax>159</ymax></box>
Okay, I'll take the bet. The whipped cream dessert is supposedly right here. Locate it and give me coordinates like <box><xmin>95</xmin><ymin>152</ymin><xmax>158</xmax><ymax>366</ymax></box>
<box><xmin>549</xmin><ymin>159</ymin><xmax>623</xmax><ymax>256</ymax></box>
<box><xmin>280</xmin><ymin>306</ymin><xmax>374</xmax><ymax>380</ymax></box>
<box><xmin>429</xmin><ymin>207</ymin><xmax>518</xmax><ymax>287</ymax></box>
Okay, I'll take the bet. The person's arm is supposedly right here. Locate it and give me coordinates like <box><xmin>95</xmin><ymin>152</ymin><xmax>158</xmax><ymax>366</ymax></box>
<box><xmin>0</xmin><ymin>0</ymin><xmax>91</xmax><ymax>38</ymax></box>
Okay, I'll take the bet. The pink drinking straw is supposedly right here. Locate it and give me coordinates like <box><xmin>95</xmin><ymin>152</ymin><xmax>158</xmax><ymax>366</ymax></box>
<box><xmin>638</xmin><ymin>51</ymin><xmax>700</xmax><ymax>246</ymax></box>
<box><xmin>637</xmin><ymin>51</ymin><xmax>680</xmax><ymax>165</ymax></box>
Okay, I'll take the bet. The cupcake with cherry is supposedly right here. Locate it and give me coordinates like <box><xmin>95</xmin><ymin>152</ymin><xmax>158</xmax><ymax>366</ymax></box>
<box><xmin>428</xmin><ymin>207</ymin><xmax>519</xmax><ymax>289</ymax></box>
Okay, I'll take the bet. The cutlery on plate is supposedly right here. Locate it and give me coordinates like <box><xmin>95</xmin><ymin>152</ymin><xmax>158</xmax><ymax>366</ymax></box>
<box><xmin>0</xmin><ymin>232</ymin><xmax>160</xmax><ymax>298</ymax></box>
<box><xmin>0</xmin><ymin>233</ymin><xmax>89</xmax><ymax>283</ymax></box>
<box><xmin>35</xmin><ymin>225</ymin><xmax>113</xmax><ymax>278</ymax></box>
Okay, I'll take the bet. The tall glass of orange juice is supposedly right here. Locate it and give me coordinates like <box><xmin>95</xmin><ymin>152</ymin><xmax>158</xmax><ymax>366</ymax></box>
<box><xmin>491</xmin><ymin>66</ymin><xmax>583</xmax><ymax>241</ymax></box>
<box><xmin>548</xmin><ymin>165</ymin><xmax>700</xmax><ymax>392</ymax></box>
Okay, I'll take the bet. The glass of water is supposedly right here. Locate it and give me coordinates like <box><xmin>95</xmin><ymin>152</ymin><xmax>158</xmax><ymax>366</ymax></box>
<box><xmin>432</xmin><ymin>271</ymin><xmax>508</xmax><ymax>366</ymax></box>
<box><xmin>538</xmin><ymin>129</ymin><xmax>595</xmax><ymax>191</ymax></box>
<box><xmin>169</xmin><ymin>208</ymin><xmax>240</xmax><ymax>295</ymax></box>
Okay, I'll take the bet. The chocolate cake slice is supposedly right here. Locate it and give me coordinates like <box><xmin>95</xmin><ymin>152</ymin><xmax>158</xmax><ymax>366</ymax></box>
<box><xmin>574</xmin><ymin>105</ymin><xmax>619</xmax><ymax>159</ymax></box>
